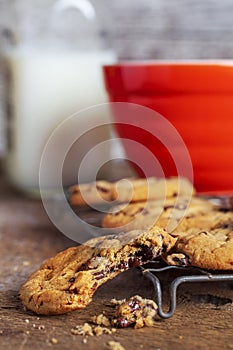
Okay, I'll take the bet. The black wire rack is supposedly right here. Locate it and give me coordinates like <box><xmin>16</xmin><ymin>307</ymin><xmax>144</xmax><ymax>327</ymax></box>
<box><xmin>140</xmin><ymin>262</ymin><xmax>233</xmax><ymax>319</ymax></box>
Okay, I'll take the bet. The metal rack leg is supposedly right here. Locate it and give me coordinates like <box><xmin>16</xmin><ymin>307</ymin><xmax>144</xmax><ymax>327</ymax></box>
<box><xmin>142</xmin><ymin>268</ymin><xmax>233</xmax><ymax>319</ymax></box>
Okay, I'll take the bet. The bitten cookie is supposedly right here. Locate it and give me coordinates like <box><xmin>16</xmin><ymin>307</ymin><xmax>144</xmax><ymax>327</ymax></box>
<box><xmin>68</xmin><ymin>177</ymin><xmax>195</xmax><ymax>207</ymax></box>
<box><xmin>19</xmin><ymin>226</ymin><xmax>176</xmax><ymax>315</ymax></box>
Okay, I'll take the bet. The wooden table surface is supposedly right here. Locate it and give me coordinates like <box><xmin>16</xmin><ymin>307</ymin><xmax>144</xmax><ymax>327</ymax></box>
<box><xmin>0</xmin><ymin>176</ymin><xmax>233</xmax><ymax>350</ymax></box>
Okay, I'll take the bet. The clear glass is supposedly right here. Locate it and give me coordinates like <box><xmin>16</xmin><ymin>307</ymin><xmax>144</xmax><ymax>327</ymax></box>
<box><xmin>0</xmin><ymin>0</ymin><xmax>116</xmax><ymax>195</ymax></box>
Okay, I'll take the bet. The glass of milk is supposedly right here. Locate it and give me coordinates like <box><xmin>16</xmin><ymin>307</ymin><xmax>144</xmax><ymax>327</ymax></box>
<box><xmin>2</xmin><ymin>0</ymin><xmax>116</xmax><ymax>196</ymax></box>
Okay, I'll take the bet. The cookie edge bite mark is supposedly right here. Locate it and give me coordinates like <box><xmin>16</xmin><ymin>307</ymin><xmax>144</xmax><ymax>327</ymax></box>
<box><xmin>19</xmin><ymin>226</ymin><xmax>176</xmax><ymax>315</ymax></box>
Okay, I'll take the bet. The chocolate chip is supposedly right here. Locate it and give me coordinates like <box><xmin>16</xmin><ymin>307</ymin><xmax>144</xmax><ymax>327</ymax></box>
<box><xmin>91</xmin><ymin>282</ymin><xmax>98</xmax><ymax>290</ymax></box>
<box><xmin>136</xmin><ymin>245</ymin><xmax>154</xmax><ymax>262</ymax></box>
<box><xmin>129</xmin><ymin>207</ymin><xmax>144</xmax><ymax>217</ymax></box>
<box><xmin>93</xmin><ymin>270</ymin><xmax>105</xmax><ymax>280</ymax></box>
<box><xmin>164</xmin><ymin>205</ymin><xmax>174</xmax><ymax>211</ymax></box>
<box><xmin>69</xmin><ymin>287</ymin><xmax>79</xmax><ymax>294</ymax></box>
<box><xmin>76</xmin><ymin>263</ymin><xmax>87</xmax><ymax>272</ymax></box>
<box><xmin>161</xmin><ymin>243</ymin><xmax>168</xmax><ymax>253</ymax></box>
<box><xmin>172</xmin><ymin>256</ymin><xmax>189</xmax><ymax>266</ymax></box>
<box><xmin>117</xmin><ymin>261</ymin><xmax>128</xmax><ymax>270</ymax></box>
<box><xmin>218</xmin><ymin>207</ymin><xmax>230</xmax><ymax>213</ymax></box>
<box><xmin>96</xmin><ymin>185</ymin><xmax>109</xmax><ymax>193</ymax></box>
<box><xmin>128</xmin><ymin>299</ymin><xmax>141</xmax><ymax>312</ymax></box>
<box><xmin>128</xmin><ymin>257</ymin><xmax>141</xmax><ymax>267</ymax></box>
<box><xmin>107</xmin><ymin>235</ymin><xmax>119</xmax><ymax>240</ymax></box>
<box><xmin>222</xmin><ymin>224</ymin><xmax>230</xmax><ymax>229</ymax></box>
<box><xmin>115</xmin><ymin>318</ymin><xmax>132</xmax><ymax>328</ymax></box>
<box><xmin>174</xmin><ymin>203</ymin><xmax>187</xmax><ymax>210</ymax></box>
<box><xmin>142</xmin><ymin>209</ymin><xmax>149</xmax><ymax>215</ymax></box>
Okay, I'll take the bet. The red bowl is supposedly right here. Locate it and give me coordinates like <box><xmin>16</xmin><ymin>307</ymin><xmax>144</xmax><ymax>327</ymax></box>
<box><xmin>103</xmin><ymin>61</ymin><xmax>233</xmax><ymax>194</ymax></box>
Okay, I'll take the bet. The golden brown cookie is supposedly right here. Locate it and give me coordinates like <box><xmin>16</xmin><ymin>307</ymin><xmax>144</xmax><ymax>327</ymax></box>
<box><xmin>19</xmin><ymin>226</ymin><xmax>176</xmax><ymax>315</ymax></box>
<box><xmin>102</xmin><ymin>197</ymin><xmax>215</xmax><ymax>233</ymax></box>
<box><xmin>173</xmin><ymin>211</ymin><xmax>233</xmax><ymax>270</ymax></box>
<box><xmin>102</xmin><ymin>200</ymin><xmax>164</xmax><ymax>232</ymax></box>
<box><xmin>102</xmin><ymin>196</ymin><xmax>233</xmax><ymax>270</ymax></box>
<box><xmin>68</xmin><ymin>177</ymin><xmax>195</xmax><ymax>207</ymax></box>
<box><xmin>68</xmin><ymin>180</ymin><xmax>113</xmax><ymax>206</ymax></box>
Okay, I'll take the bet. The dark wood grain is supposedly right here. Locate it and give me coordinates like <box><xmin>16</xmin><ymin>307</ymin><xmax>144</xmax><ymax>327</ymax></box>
<box><xmin>0</xmin><ymin>179</ymin><xmax>233</xmax><ymax>350</ymax></box>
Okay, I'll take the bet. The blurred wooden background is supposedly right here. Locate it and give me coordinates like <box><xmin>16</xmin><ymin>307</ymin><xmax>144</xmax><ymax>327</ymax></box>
<box><xmin>101</xmin><ymin>0</ymin><xmax>233</xmax><ymax>59</ymax></box>
<box><xmin>1</xmin><ymin>0</ymin><xmax>233</xmax><ymax>157</ymax></box>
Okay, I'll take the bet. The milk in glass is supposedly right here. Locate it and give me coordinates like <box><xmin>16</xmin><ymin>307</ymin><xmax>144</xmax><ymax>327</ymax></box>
<box><xmin>3</xmin><ymin>0</ymin><xmax>116</xmax><ymax>195</ymax></box>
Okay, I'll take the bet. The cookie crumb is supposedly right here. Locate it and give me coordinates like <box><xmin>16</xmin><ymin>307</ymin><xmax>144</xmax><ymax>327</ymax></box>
<box><xmin>91</xmin><ymin>296</ymin><xmax>158</xmax><ymax>331</ymax></box>
<box><xmin>95</xmin><ymin>326</ymin><xmax>114</xmax><ymax>336</ymax></box>
<box><xmin>111</xmin><ymin>295</ymin><xmax>158</xmax><ymax>329</ymax></box>
<box><xmin>94</xmin><ymin>326</ymin><xmax>104</xmax><ymax>336</ymax></box>
<box><xmin>25</xmin><ymin>319</ymin><xmax>30</xmax><ymax>324</ymax></box>
<box><xmin>71</xmin><ymin>323</ymin><xmax>93</xmax><ymax>336</ymax></box>
<box><xmin>50</xmin><ymin>337</ymin><xmax>58</xmax><ymax>344</ymax></box>
<box><xmin>23</xmin><ymin>261</ymin><xmax>30</xmax><ymax>266</ymax></box>
<box><xmin>111</xmin><ymin>298</ymin><xmax>125</xmax><ymax>305</ymax></box>
<box><xmin>71</xmin><ymin>322</ymin><xmax>116</xmax><ymax>337</ymax></box>
<box><xmin>83</xmin><ymin>338</ymin><xmax>87</xmax><ymax>344</ymax></box>
<box><xmin>92</xmin><ymin>313</ymin><xmax>111</xmax><ymax>327</ymax></box>
<box><xmin>38</xmin><ymin>325</ymin><xmax>45</xmax><ymax>330</ymax></box>
<box><xmin>164</xmin><ymin>253</ymin><xmax>189</xmax><ymax>267</ymax></box>
<box><xmin>107</xmin><ymin>340</ymin><xmax>126</xmax><ymax>350</ymax></box>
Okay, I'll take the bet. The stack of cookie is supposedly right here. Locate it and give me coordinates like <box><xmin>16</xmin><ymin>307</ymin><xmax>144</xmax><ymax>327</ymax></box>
<box><xmin>20</xmin><ymin>177</ymin><xmax>233</xmax><ymax>315</ymax></box>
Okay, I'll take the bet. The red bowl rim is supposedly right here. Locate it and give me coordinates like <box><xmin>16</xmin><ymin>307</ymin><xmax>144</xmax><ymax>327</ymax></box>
<box><xmin>103</xmin><ymin>60</ymin><xmax>233</xmax><ymax>93</ymax></box>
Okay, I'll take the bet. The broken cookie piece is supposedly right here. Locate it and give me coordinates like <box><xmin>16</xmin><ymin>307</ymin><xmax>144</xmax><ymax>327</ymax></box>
<box><xmin>91</xmin><ymin>295</ymin><xmax>158</xmax><ymax>329</ymax></box>
<box><xmin>111</xmin><ymin>295</ymin><xmax>158</xmax><ymax>329</ymax></box>
<box><xmin>164</xmin><ymin>253</ymin><xmax>189</xmax><ymax>267</ymax></box>
<box><xmin>19</xmin><ymin>226</ymin><xmax>176</xmax><ymax>315</ymax></box>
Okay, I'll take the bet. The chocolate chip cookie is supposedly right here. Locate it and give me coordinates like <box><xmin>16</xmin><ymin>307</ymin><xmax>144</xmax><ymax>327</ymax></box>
<box><xmin>19</xmin><ymin>226</ymin><xmax>176</xmax><ymax>315</ymax></box>
<box><xmin>69</xmin><ymin>177</ymin><xmax>195</xmax><ymax>207</ymax></box>
<box><xmin>102</xmin><ymin>197</ymin><xmax>215</xmax><ymax>233</ymax></box>
<box><xmin>173</xmin><ymin>211</ymin><xmax>233</xmax><ymax>270</ymax></box>
<box><xmin>102</xmin><ymin>196</ymin><xmax>233</xmax><ymax>270</ymax></box>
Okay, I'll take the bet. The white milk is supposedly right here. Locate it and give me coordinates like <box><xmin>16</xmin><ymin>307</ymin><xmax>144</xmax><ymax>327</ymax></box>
<box><xmin>5</xmin><ymin>49</ymin><xmax>115</xmax><ymax>195</ymax></box>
